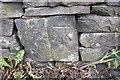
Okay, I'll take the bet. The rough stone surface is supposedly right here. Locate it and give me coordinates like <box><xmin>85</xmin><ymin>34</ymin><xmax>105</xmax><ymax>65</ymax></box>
<box><xmin>48</xmin><ymin>0</ymin><xmax>104</xmax><ymax>7</ymax></box>
<box><xmin>79</xmin><ymin>47</ymin><xmax>114</xmax><ymax>61</ymax></box>
<box><xmin>48</xmin><ymin>27</ymin><xmax>78</xmax><ymax>61</ymax></box>
<box><xmin>0</xmin><ymin>3</ymin><xmax>23</xmax><ymax>18</ymax></box>
<box><xmin>1</xmin><ymin>35</ymin><xmax>20</xmax><ymax>53</ymax></box>
<box><xmin>1</xmin><ymin>49</ymin><xmax>16</xmax><ymax>58</ymax></box>
<box><xmin>91</xmin><ymin>5</ymin><xmax>120</xmax><ymax>16</ymax></box>
<box><xmin>0</xmin><ymin>18</ymin><xmax>13</xmax><ymax>36</ymax></box>
<box><xmin>15</xmin><ymin>18</ymin><xmax>52</xmax><ymax>61</ymax></box>
<box><xmin>106</xmin><ymin>0</ymin><xmax>120</xmax><ymax>6</ymax></box>
<box><xmin>79</xmin><ymin>33</ymin><xmax>119</xmax><ymax>48</ymax></box>
<box><xmin>15</xmin><ymin>16</ymin><xmax>78</xmax><ymax>62</ymax></box>
<box><xmin>77</xmin><ymin>15</ymin><xmax>119</xmax><ymax>32</ymax></box>
<box><xmin>25</xmin><ymin>6</ymin><xmax>90</xmax><ymax>17</ymax></box>
<box><xmin>0</xmin><ymin>0</ymin><xmax>23</xmax><ymax>2</ymax></box>
<box><xmin>23</xmin><ymin>1</ymin><xmax>48</xmax><ymax>8</ymax></box>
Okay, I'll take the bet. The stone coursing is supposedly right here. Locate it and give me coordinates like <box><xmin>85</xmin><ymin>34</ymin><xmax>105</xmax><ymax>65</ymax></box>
<box><xmin>0</xmin><ymin>0</ymin><xmax>120</xmax><ymax>62</ymax></box>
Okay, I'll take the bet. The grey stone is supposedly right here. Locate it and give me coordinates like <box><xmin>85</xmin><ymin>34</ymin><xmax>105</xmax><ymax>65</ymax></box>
<box><xmin>48</xmin><ymin>27</ymin><xmax>78</xmax><ymax>61</ymax></box>
<box><xmin>1</xmin><ymin>49</ymin><xmax>16</xmax><ymax>58</ymax></box>
<box><xmin>0</xmin><ymin>18</ymin><xmax>13</xmax><ymax>36</ymax></box>
<box><xmin>79</xmin><ymin>33</ymin><xmax>119</xmax><ymax>48</ymax></box>
<box><xmin>23</xmin><ymin>1</ymin><xmax>48</xmax><ymax>8</ymax></box>
<box><xmin>0</xmin><ymin>35</ymin><xmax>20</xmax><ymax>53</ymax></box>
<box><xmin>106</xmin><ymin>0</ymin><xmax>120</xmax><ymax>6</ymax></box>
<box><xmin>47</xmin><ymin>16</ymin><xmax>76</xmax><ymax>28</ymax></box>
<box><xmin>91</xmin><ymin>5</ymin><xmax>120</xmax><ymax>16</ymax></box>
<box><xmin>15</xmin><ymin>18</ymin><xmax>52</xmax><ymax>61</ymax></box>
<box><xmin>15</xmin><ymin>16</ymin><xmax>78</xmax><ymax>61</ymax></box>
<box><xmin>48</xmin><ymin>0</ymin><xmax>104</xmax><ymax>7</ymax></box>
<box><xmin>0</xmin><ymin>0</ymin><xmax>23</xmax><ymax>2</ymax></box>
<box><xmin>77</xmin><ymin>15</ymin><xmax>119</xmax><ymax>32</ymax></box>
<box><xmin>79</xmin><ymin>47</ymin><xmax>114</xmax><ymax>61</ymax></box>
<box><xmin>25</xmin><ymin>6</ymin><xmax>90</xmax><ymax>17</ymax></box>
<box><xmin>47</xmin><ymin>16</ymin><xmax>78</xmax><ymax>61</ymax></box>
<box><xmin>0</xmin><ymin>3</ymin><xmax>23</xmax><ymax>18</ymax></box>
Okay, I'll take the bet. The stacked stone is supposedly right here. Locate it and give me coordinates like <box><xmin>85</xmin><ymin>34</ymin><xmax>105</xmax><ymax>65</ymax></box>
<box><xmin>0</xmin><ymin>1</ymin><xmax>23</xmax><ymax>58</ymax></box>
<box><xmin>0</xmin><ymin>0</ymin><xmax>120</xmax><ymax>62</ymax></box>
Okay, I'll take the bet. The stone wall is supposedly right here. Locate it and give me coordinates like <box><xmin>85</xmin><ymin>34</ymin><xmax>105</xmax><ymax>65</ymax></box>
<box><xmin>0</xmin><ymin>0</ymin><xmax>120</xmax><ymax>63</ymax></box>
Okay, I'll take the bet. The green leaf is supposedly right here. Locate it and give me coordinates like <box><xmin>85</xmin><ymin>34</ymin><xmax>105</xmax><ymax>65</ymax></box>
<box><xmin>114</xmin><ymin>58</ymin><xmax>120</xmax><ymax>68</ymax></box>
<box><xmin>0</xmin><ymin>58</ymin><xmax>12</xmax><ymax>69</ymax></box>
<box><xmin>6</xmin><ymin>56</ymin><xmax>12</xmax><ymax>63</ymax></box>
<box><xmin>15</xmin><ymin>50</ymin><xmax>25</xmax><ymax>67</ymax></box>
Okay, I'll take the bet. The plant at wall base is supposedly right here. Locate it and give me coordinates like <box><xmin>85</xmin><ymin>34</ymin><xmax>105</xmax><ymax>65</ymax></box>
<box><xmin>0</xmin><ymin>50</ymin><xmax>25</xmax><ymax>69</ymax></box>
<box><xmin>0</xmin><ymin>50</ymin><xmax>25</xmax><ymax>79</ymax></box>
<box><xmin>79</xmin><ymin>49</ymin><xmax>120</xmax><ymax>70</ymax></box>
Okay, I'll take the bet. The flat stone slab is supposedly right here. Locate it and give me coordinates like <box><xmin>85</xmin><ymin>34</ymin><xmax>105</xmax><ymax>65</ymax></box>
<box><xmin>0</xmin><ymin>18</ymin><xmax>13</xmax><ymax>36</ymax></box>
<box><xmin>79</xmin><ymin>33</ymin><xmax>119</xmax><ymax>48</ymax></box>
<box><xmin>48</xmin><ymin>0</ymin><xmax>104</xmax><ymax>7</ymax></box>
<box><xmin>0</xmin><ymin>0</ymin><xmax>22</xmax><ymax>2</ymax></box>
<box><xmin>23</xmin><ymin>1</ymin><xmax>48</xmax><ymax>8</ymax></box>
<box><xmin>0</xmin><ymin>3</ymin><xmax>23</xmax><ymax>18</ymax></box>
<box><xmin>15</xmin><ymin>16</ymin><xmax>78</xmax><ymax>62</ymax></box>
<box><xmin>106</xmin><ymin>0</ymin><xmax>120</xmax><ymax>6</ymax></box>
<box><xmin>25</xmin><ymin>6</ymin><xmax>90</xmax><ymax>17</ymax></box>
<box><xmin>77</xmin><ymin>15</ymin><xmax>119</xmax><ymax>32</ymax></box>
<box><xmin>91</xmin><ymin>5</ymin><xmax>120</xmax><ymax>16</ymax></box>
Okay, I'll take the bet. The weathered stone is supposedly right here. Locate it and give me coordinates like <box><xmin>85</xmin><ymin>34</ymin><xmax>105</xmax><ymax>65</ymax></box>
<box><xmin>91</xmin><ymin>5</ymin><xmax>120</xmax><ymax>16</ymax></box>
<box><xmin>25</xmin><ymin>6</ymin><xmax>90</xmax><ymax>17</ymax></box>
<box><xmin>48</xmin><ymin>27</ymin><xmax>78</xmax><ymax>61</ymax></box>
<box><xmin>0</xmin><ymin>3</ymin><xmax>23</xmax><ymax>18</ymax></box>
<box><xmin>47</xmin><ymin>16</ymin><xmax>78</xmax><ymax>61</ymax></box>
<box><xmin>1</xmin><ymin>49</ymin><xmax>16</xmax><ymax>58</ymax></box>
<box><xmin>23</xmin><ymin>1</ymin><xmax>48</xmax><ymax>8</ymax></box>
<box><xmin>79</xmin><ymin>47</ymin><xmax>114</xmax><ymax>61</ymax></box>
<box><xmin>0</xmin><ymin>35</ymin><xmax>20</xmax><ymax>53</ymax></box>
<box><xmin>47</xmin><ymin>16</ymin><xmax>76</xmax><ymax>28</ymax></box>
<box><xmin>0</xmin><ymin>0</ymin><xmax>23</xmax><ymax>2</ymax></box>
<box><xmin>79</xmin><ymin>33</ymin><xmax>119</xmax><ymax>48</ymax></box>
<box><xmin>15</xmin><ymin>16</ymin><xmax>78</xmax><ymax>61</ymax></box>
<box><xmin>0</xmin><ymin>18</ymin><xmax>13</xmax><ymax>36</ymax></box>
<box><xmin>77</xmin><ymin>15</ymin><xmax>119</xmax><ymax>32</ymax></box>
<box><xmin>48</xmin><ymin>0</ymin><xmax>104</xmax><ymax>7</ymax></box>
<box><xmin>15</xmin><ymin>18</ymin><xmax>52</xmax><ymax>61</ymax></box>
<box><xmin>106</xmin><ymin>0</ymin><xmax>120</xmax><ymax>6</ymax></box>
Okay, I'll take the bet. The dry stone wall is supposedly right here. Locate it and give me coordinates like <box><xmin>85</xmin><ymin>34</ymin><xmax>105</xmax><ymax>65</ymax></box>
<box><xmin>0</xmin><ymin>0</ymin><xmax>120</xmax><ymax>63</ymax></box>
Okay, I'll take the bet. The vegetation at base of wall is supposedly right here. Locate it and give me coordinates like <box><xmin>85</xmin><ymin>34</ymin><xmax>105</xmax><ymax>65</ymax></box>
<box><xmin>0</xmin><ymin>49</ymin><xmax>120</xmax><ymax>79</ymax></box>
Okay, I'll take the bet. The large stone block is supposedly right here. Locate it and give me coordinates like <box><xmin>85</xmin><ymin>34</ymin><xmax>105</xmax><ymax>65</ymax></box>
<box><xmin>25</xmin><ymin>6</ymin><xmax>90</xmax><ymax>17</ymax></box>
<box><xmin>79</xmin><ymin>33</ymin><xmax>119</xmax><ymax>48</ymax></box>
<box><xmin>79</xmin><ymin>47</ymin><xmax>114</xmax><ymax>61</ymax></box>
<box><xmin>15</xmin><ymin>18</ymin><xmax>52</xmax><ymax>61</ymax></box>
<box><xmin>77</xmin><ymin>15</ymin><xmax>119</xmax><ymax>32</ymax></box>
<box><xmin>48</xmin><ymin>27</ymin><xmax>78</xmax><ymax>61</ymax></box>
<box><xmin>0</xmin><ymin>18</ymin><xmax>13</xmax><ymax>36</ymax></box>
<box><xmin>91</xmin><ymin>5</ymin><xmax>120</xmax><ymax>16</ymax></box>
<box><xmin>15</xmin><ymin>16</ymin><xmax>78</xmax><ymax>62</ymax></box>
<box><xmin>0</xmin><ymin>3</ymin><xmax>23</xmax><ymax>18</ymax></box>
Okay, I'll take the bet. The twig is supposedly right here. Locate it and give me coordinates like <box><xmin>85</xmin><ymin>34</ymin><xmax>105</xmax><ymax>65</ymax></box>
<box><xmin>79</xmin><ymin>58</ymin><xmax>114</xmax><ymax>70</ymax></box>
